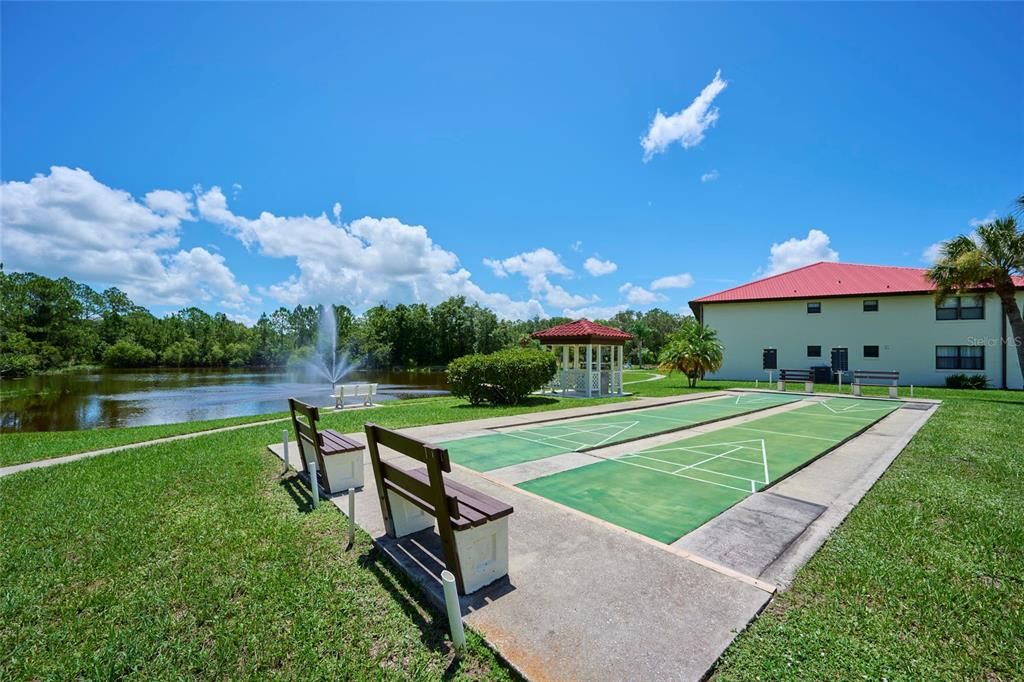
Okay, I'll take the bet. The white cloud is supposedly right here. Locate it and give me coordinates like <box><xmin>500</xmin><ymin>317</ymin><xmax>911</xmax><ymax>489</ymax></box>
<box><xmin>641</xmin><ymin>69</ymin><xmax>728</xmax><ymax>162</ymax></box>
<box><xmin>144</xmin><ymin>189</ymin><xmax>195</xmax><ymax>220</ymax></box>
<box><xmin>484</xmin><ymin>247</ymin><xmax>570</xmax><ymax>280</ymax></box>
<box><xmin>922</xmin><ymin>241</ymin><xmax>944</xmax><ymax>264</ymax></box>
<box><xmin>1</xmin><ymin>167</ymin><xmax>255</xmax><ymax>309</ymax></box>
<box><xmin>619</xmin><ymin>282</ymin><xmax>665</xmax><ymax>305</ymax></box>
<box><xmin>700</xmin><ymin>170</ymin><xmax>720</xmax><ymax>183</ymax></box>
<box><xmin>968</xmin><ymin>212</ymin><xmax>998</xmax><ymax>228</ymax></box>
<box><xmin>570</xmin><ymin>240</ymin><xmax>583</xmax><ymax>252</ymax></box>
<box><xmin>650</xmin><ymin>273</ymin><xmax>695</xmax><ymax>290</ymax></box>
<box><xmin>196</xmin><ymin>186</ymin><xmax>546</xmax><ymax>320</ymax></box>
<box><xmin>231</xmin><ymin>183</ymin><xmax>243</xmax><ymax>200</ymax></box>
<box><xmin>563</xmin><ymin>304</ymin><xmax>628</xmax><ymax>320</ymax></box>
<box><xmin>584</xmin><ymin>257</ymin><xmax>618</xmax><ymax>276</ymax></box>
<box><xmin>483</xmin><ymin>247</ymin><xmax>596</xmax><ymax>309</ymax></box>
<box><xmin>762</xmin><ymin>229</ymin><xmax>839</xmax><ymax>276</ymax></box>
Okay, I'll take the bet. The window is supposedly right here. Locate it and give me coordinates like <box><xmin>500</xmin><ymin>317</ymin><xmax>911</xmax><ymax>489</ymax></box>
<box><xmin>936</xmin><ymin>295</ymin><xmax>985</xmax><ymax>320</ymax></box>
<box><xmin>863</xmin><ymin>299</ymin><xmax>878</xmax><ymax>312</ymax></box>
<box><xmin>863</xmin><ymin>345</ymin><xmax>880</xmax><ymax>358</ymax></box>
<box><xmin>807</xmin><ymin>302</ymin><xmax>821</xmax><ymax>314</ymax></box>
<box><xmin>807</xmin><ymin>345</ymin><xmax>821</xmax><ymax>358</ymax></box>
<box><xmin>936</xmin><ymin>345</ymin><xmax>985</xmax><ymax>370</ymax></box>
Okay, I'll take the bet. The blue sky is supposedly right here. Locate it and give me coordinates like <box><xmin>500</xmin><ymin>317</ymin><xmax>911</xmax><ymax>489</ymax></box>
<box><xmin>2</xmin><ymin>2</ymin><xmax>1021</xmax><ymax>323</ymax></box>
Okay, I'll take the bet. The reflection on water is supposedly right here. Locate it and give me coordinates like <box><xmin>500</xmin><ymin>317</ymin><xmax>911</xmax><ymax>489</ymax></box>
<box><xmin>1</xmin><ymin>368</ymin><xmax>449</xmax><ymax>433</ymax></box>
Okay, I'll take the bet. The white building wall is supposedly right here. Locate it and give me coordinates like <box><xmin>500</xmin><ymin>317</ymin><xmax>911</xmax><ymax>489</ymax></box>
<box><xmin>701</xmin><ymin>291</ymin><xmax>1024</xmax><ymax>390</ymax></box>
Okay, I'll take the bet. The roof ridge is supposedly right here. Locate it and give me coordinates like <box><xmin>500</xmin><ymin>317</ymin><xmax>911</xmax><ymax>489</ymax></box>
<box><xmin>692</xmin><ymin>261</ymin><xmax>828</xmax><ymax>301</ymax></box>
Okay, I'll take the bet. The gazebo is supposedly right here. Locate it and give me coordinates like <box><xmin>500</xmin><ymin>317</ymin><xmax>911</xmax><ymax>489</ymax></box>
<box><xmin>531</xmin><ymin>319</ymin><xmax>633</xmax><ymax>397</ymax></box>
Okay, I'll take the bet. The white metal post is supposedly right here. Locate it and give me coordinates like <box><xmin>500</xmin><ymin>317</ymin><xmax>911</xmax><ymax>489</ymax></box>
<box><xmin>347</xmin><ymin>487</ymin><xmax>355</xmax><ymax>548</ymax></box>
<box><xmin>562</xmin><ymin>345</ymin><xmax>569</xmax><ymax>392</ymax></box>
<box><xmin>281</xmin><ymin>429</ymin><xmax>290</xmax><ymax>473</ymax></box>
<box><xmin>441</xmin><ymin>570</ymin><xmax>466</xmax><ymax>653</ymax></box>
<box><xmin>308</xmin><ymin>456</ymin><xmax>320</xmax><ymax>508</ymax></box>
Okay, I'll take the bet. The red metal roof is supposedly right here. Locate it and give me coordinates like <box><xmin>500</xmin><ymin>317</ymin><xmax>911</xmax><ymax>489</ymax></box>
<box><xmin>691</xmin><ymin>261</ymin><xmax>1024</xmax><ymax>305</ymax></box>
<box><xmin>531</xmin><ymin>319</ymin><xmax>633</xmax><ymax>343</ymax></box>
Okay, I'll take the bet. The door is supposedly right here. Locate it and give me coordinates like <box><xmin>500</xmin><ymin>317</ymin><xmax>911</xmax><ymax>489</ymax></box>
<box><xmin>830</xmin><ymin>347</ymin><xmax>849</xmax><ymax>374</ymax></box>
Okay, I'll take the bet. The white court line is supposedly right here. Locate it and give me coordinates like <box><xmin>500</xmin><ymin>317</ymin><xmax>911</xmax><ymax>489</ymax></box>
<box><xmin>793</xmin><ymin>411</ymin><xmax>893</xmax><ymax>424</ymax></box>
<box><xmin>671</xmin><ymin>446</ymin><xmax>743</xmax><ymax>473</ymax></box>
<box><xmin>622</xmin><ymin>450</ymin><xmax>763</xmax><ymax>468</ymax></box>
<box><xmin>621</xmin><ymin>453</ymin><xmax>765</xmax><ymax>485</ymax></box>
<box><xmin>638</xmin><ymin>439</ymin><xmax>764</xmax><ymax>455</ymax></box>
<box><xmin>500</xmin><ymin>430</ymin><xmax>590</xmax><ymax>451</ymax></box>
<box><xmin>730</xmin><ymin>426</ymin><xmax>839</xmax><ymax>442</ymax></box>
<box><xmin>591</xmin><ymin>421</ymin><xmax>640</xmax><ymax>447</ymax></box>
<box><xmin>608</xmin><ymin>457</ymin><xmax>752</xmax><ymax>493</ymax></box>
<box><xmin>820</xmin><ymin>399</ymin><xmax>895</xmax><ymax>415</ymax></box>
<box><xmin>761</xmin><ymin>439</ymin><xmax>770</xmax><ymax>486</ymax></box>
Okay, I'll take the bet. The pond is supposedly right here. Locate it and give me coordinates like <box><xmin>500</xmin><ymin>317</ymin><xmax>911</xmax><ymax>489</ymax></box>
<box><xmin>0</xmin><ymin>368</ymin><xmax>450</xmax><ymax>433</ymax></box>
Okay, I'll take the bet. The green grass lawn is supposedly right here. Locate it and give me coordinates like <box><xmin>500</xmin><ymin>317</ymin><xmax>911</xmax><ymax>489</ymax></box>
<box><xmin>0</xmin><ymin>394</ymin><xmax>628</xmax><ymax>468</ymax></box>
<box><xmin>3</xmin><ymin>376</ymin><xmax>1021</xmax><ymax>679</ymax></box>
<box><xmin>0</xmin><ymin>424</ymin><xmax>519</xmax><ymax>680</ymax></box>
<box><xmin>713</xmin><ymin>390</ymin><xmax>1024</xmax><ymax>680</ymax></box>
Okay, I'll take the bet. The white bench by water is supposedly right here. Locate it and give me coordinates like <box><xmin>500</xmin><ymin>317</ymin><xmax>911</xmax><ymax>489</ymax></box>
<box><xmin>332</xmin><ymin>383</ymin><xmax>378</xmax><ymax>408</ymax></box>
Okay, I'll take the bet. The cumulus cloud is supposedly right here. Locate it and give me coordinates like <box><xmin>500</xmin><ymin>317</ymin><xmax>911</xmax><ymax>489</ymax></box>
<box><xmin>968</xmin><ymin>212</ymin><xmax>998</xmax><ymax>228</ymax></box>
<box><xmin>144</xmin><ymin>189</ymin><xmax>195</xmax><ymax>220</ymax></box>
<box><xmin>563</xmin><ymin>304</ymin><xmax>628</xmax><ymax>320</ymax></box>
<box><xmin>762</xmin><ymin>229</ymin><xmax>839</xmax><ymax>276</ymax></box>
<box><xmin>619</xmin><ymin>282</ymin><xmax>665</xmax><ymax>305</ymax></box>
<box><xmin>583</xmin><ymin>257</ymin><xmax>618</xmax><ymax>277</ymax></box>
<box><xmin>650</xmin><ymin>273</ymin><xmax>695</xmax><ymax>290</ymax></box>
<box><xmin>196</xmin><ymin>187</ymin><xmax>546</xmax><ymax>320</ymax></box>
<box><xmin>1</xmin><ymin>166</ymin><xmax>255</xmax><ymax>309</ymax></box>
<box><xmin>921</xmin><ymin>241</ymin><xmax>944</xmax><ymax>264</ymax></box>
<box><xmin>700</xmin><ymin>170</ymin><xmax>720</xmax><ymax>183</ymax></box>
<box><xmin>641</xmin><ymin>70</ymin><xmax>728</xmax><ymax>162</ymax></box>
<box><xmin>483</xmin><ymin>247</ymin><xmax>596</xmax><ymax>309</ymax></box>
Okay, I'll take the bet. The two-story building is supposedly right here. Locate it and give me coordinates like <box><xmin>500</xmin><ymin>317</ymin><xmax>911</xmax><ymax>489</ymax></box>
<box><xmin>689</xmin><ymin>262</ymin><xmax>1024</xmax><ymax>389</ymax></box>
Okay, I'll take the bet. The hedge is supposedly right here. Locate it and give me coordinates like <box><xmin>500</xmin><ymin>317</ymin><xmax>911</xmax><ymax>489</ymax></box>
<box><xmin>447</xmin><ymin>348</ymin><xmax>557</xmax><ymax>405</ymax></box>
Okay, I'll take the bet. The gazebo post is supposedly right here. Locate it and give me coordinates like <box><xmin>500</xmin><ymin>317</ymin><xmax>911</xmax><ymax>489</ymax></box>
<box><xmin>565</xmin><ymin>346</ymin><xmax>573</xmax><ymax>393</ymax></box>
<box><xmin>589</xmin><ymin>342</ymin><xmax>598</xmax><ymax>395</ymax></box>
<box><xmin>618</xmin><ymin>345</ymin><xmax>624</xmax><ymax>395</ymax></box>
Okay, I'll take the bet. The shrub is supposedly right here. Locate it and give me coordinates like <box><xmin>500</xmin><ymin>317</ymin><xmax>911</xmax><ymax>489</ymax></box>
<box><xmin>944</xmin><ymin>373</ymin><xmax>989</xmax><ymax>389</ymax></box>
<box><xmin>103</xmin><ymin>339</ymin><xmax>156</xmax><ymax>368</ymax></box>
<box><xmin>448</xmin><ymin>348</ymin><xmax>557</xmax><ymax>405</ymax></box>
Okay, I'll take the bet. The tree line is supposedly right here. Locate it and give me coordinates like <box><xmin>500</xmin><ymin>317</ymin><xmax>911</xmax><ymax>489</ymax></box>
<box><xmin>0</xmin><ymin>270</ymin><xmax>692</xmax><ymax>376</ymax></box>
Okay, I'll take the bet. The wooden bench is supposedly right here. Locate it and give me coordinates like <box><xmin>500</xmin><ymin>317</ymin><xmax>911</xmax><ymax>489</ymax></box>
<box><xmin>777</xmin><ymin>368</ymin><xmax>814</xmax><ymax>393</ymax></box>
<box><xmin>289</xmin><ymin>398</ymin><xmax>365</xmax><ymax>493</ymax></box>
<box><xmin>852</xmin><ymin>370</ymin><xmax>899</xmax><ymax>398</ymax></box>
<box><xmin>333</xmin><ymin>383</ymin><xmax>378</xmax><ymax>408</ymax></box>
<box><xmin>364</xmin><ymin>423</ymin><xmax>513</xmax><ymax>595</ymax></box>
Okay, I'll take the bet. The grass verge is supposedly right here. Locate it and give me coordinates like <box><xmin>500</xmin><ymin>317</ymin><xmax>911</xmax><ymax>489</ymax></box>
<box><xmin>712</xmin><ymin>391</ymin><xmax>1024</xmax><ymax>680</ymax></box>
<box><xmin>1</xmin><ymin>395</ymin><xmax>628</xmax><ymax>468</ymax></box>
<box><xmin>0</xmin><ymin>425</ymin><xmax>519</xmax><ymax>680</ymax></box>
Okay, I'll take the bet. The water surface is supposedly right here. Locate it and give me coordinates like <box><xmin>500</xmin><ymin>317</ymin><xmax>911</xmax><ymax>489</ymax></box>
<box><xmin>1</xmin><ymin>368</ymin><xmax>449</xmax><ymax>432</ymax></box>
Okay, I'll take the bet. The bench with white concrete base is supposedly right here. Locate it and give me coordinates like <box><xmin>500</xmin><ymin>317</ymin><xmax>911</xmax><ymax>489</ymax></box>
<box><xmin>333</xmin><ymin>383</ymin><xmax>378</xmax><ymax>408</ymax></box>
<box><xmin>778</xmin><ymin>368</ymin><xmax>814</xmax><ymax>393</ymax></box>
<box><xmin>365</xmin><ymin>423</ymin><xmax>514</xmax><ymax>595</ymax></box>
<box><xmin>289</xmin><ymin>398</ymin><xmax>365</xmax><ymax>494</ymax></box>
<box><xmin>852</xmin><ymin>370</ymin><xmax>899</xmax><ymax>399</ymax></box>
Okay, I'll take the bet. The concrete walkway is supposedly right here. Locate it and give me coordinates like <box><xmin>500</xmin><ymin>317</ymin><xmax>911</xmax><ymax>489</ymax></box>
<box><xmin>622</xmin><ymin>371</ymin><xmax>666</xmax><ymax>385</ymax></box>
<box><xmin>269</xmin><ymin>392</ymin><xmax>938</xmax><ymax>681</ymax></box>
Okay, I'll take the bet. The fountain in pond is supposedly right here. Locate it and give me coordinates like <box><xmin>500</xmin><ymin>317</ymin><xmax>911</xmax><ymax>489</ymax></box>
<box><xmin>305</xmin><ymin>305</ymin><xmax>358</xmax><ymax>389</ymax></box>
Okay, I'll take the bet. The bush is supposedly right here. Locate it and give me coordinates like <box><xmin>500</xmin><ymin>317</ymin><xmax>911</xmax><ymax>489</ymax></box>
<box><xmin>944</xmin><ymin>373</ymin><xmax>989</xmax><ymax>389</ymax></box>
<box><xmin>447</xmin><ymin>348</ymin><xmax>557</xmax><ymax>405</ymax></box>
<box><xmin>103</xmin><ymin>339</ymin><xmax>156</xmax><ymax>368</ymax></box>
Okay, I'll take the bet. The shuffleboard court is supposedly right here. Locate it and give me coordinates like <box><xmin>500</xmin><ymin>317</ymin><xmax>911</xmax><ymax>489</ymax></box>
<box><xmin>517</xmin><ymin>397</ymin><xmax>901</xmax><ymax>544</ymax></box>
<box><xmin>442</xmin><ymin>392</ymin><xmax>801</xmax><ymax>472</ymax></box>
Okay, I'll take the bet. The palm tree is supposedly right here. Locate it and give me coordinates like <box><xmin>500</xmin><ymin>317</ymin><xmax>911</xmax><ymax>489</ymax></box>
<box><xmin>629</xmin><ymin>320</ymin><xmax>650</xmax><ymax>368</ymax></box>
<box><xmin>926</xmin><ymin>215</ymin><xmax>1024</xmax><ymax>387</ymax></box>
<box><xmin>657</xmin><ymin>320</ymin><xmax>724</xmax><ymax>388</ymax></box>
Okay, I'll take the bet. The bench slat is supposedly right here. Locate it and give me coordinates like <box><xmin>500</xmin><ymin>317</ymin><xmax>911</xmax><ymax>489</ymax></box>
<box><xmin>321</xmin><ymin>430</ymin><xmax>363</xmax><ymax>453</ymax></box>
<box><xmin>406</xmin><ymin>468</ymin><xmax>513</xmax><ymax>522</ymax></box>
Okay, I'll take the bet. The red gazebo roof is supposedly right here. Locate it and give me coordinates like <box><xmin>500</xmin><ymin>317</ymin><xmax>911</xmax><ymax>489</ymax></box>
<box><xmin>531</xmin><ymin>319</ymin><xmax>633</xmax><ymax>345</ymax></box>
